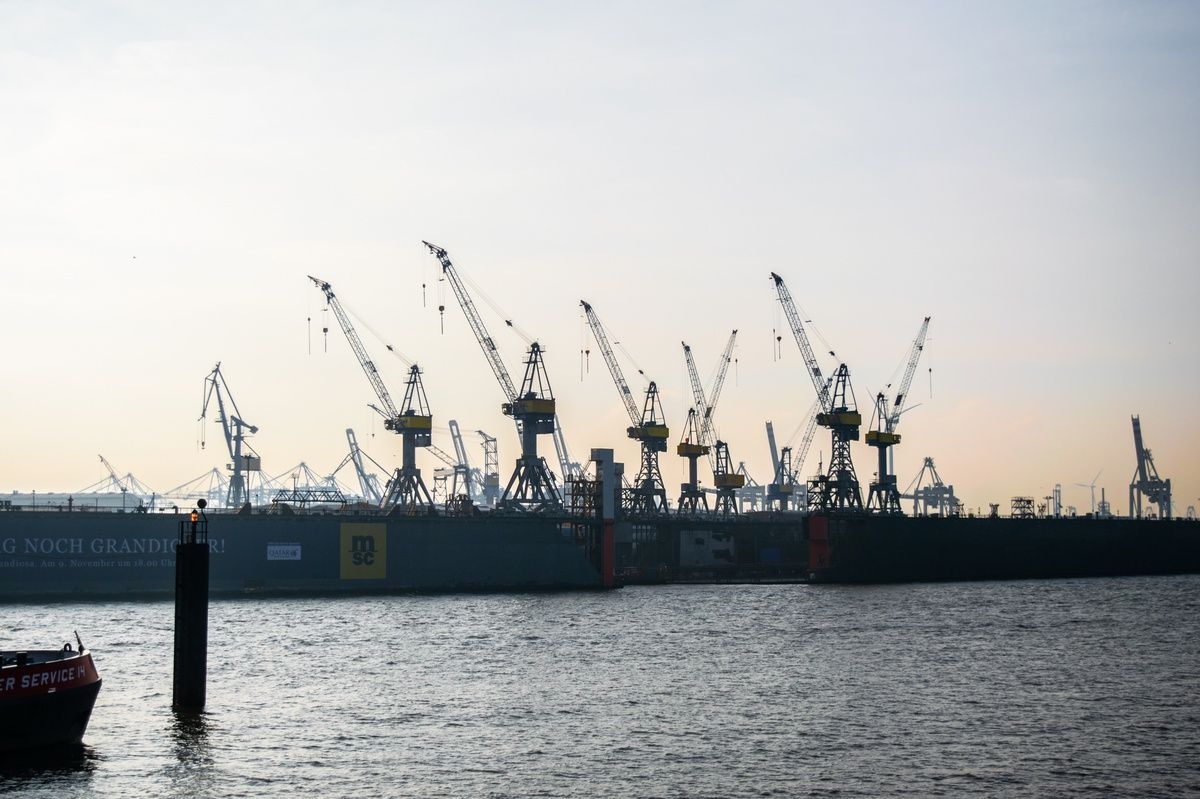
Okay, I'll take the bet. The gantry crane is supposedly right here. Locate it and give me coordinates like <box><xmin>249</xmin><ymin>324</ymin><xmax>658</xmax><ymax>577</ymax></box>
<box><xmin>199</xmin><ymin>362</ymin><xmax>263</xmax><ymax>509</ymax></box>
<box><xmin>581</xmin><ymin>300</ymin><xmax>670</xmax><ymax>515</ymax></box>
<box><xmin>676</xmin><ymin>408</ymin><xmax>710</xmax><ymax>514</ymax></box>
<box><xmin>770</xmin><ymin>272</ymin><xmax>863</xmax><ymax>512</ymax></box>
<box><xmin>424</xmin><ymin>242</ymin><xmax>560</xmax><ymax>512</ymax></box>
<box><xmin>865</xmin><ymin>316</ymin><xmax>931</xmax><ymax>514</ymax></box>
<box><xmin>309</xmin><ymin>276</ymin><xmax>435</xmax><ymax>513</ymax></box>
<box><xmin>1129</xmin><ymin>416</ymin><xmax>1172</xmax><ymax>519</ymax></box>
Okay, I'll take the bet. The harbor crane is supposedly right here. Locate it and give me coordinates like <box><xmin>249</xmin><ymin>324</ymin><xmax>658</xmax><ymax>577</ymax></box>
<box><xmin>344</xmin><ymin>428</ymin><xmax>383</xmax><ymax>505</ymax></box>
<box><xmin>477</xmin><ymin>430</ymin><xmax>501</xmax><ymax>508</ymax></box>
<box><xmin>901</xmin><ymin>457</ymin><xmax>959</xmax><ymax>516</ymax></box>
<box><xmin>678</xmin><ymin>332</ymin><xmax>736</xmax><ymax>512</ymax></box>
<box><xmin>424</xmin><ymin>242</ymin><xmax>560</xmax><ymax>512</ymax></box>
<box><xmin>199</xmin><ymin>362</ymin><xmax>263</xmax><ymax>509</ymax></box>
<box><xmin>1129</xmin><ymin>416</ymin><xmax>1172</xmax><ymax>519</ymax></box>
<box><xmin>581</xmin><ymin>300</ymin><xmax>670</xmax><ymax>515</ymax></box>
<box><xmin>712</xmin><ymin>441</ymin><xmax>744</xmax><ymax>515</ymax></box>
<box><xmin>770</xmin><ymin>272</ymin><xmax>863</xmax><ymax>512</ymax></box>
<box><xmin>765</xmin><ymin>423</ymin><xmax>797</xmax><ymax>511</ymax></box>
<box><xmin>865</xmin><ymin>316</ymin><xmax>931</xmax><ymax>514</ymax></box>
<box><xmin>309</xmin><ymin>276</ymin><xmax>435</xmax><ymax>513</ymax></box>
<box><xmin>682</xmin><ymin>331</ymin><xmax>737</xmax><ymax>467</ymax></box>
<box><xmin>676</xmin><ymin>409</ymin><xmax>710</xmax><ymax>514</ymax></box>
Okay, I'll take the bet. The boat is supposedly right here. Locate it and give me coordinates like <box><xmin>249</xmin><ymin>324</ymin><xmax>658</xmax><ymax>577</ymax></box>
<box><xmin>0</xmin><ymin>634</ymin><xmax>102</xmax><ymax>751</ymax></box>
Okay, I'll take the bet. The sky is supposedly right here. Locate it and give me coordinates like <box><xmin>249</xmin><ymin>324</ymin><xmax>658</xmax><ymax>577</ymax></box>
<box><xmin>2</xmin><ymin>1</ymin><xmax>1198</xmax><ymax>516</ymax></box>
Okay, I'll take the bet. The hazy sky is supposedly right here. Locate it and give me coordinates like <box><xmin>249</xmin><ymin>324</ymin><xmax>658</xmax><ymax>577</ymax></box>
<box><xmin>3</xmin><ymin>1</ymin><xmax>1197</xmax><ymax>515</ymax></box>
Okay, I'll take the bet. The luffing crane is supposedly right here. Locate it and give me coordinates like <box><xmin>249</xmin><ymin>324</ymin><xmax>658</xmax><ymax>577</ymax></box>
<box><xmin>682</xmin><ymin>331</ymin><xmax>737</xmax><ymax>465</ymax></box>
<box><xmin>676</xmin><ymin>408</ymin><xmax>710</xmax><ymax>514</ymax></box>
<box><xmin>1129</xmin><ymin>416</ymin><xmax>1172</xmax><ymax>519</ymax></box>
<box><xmin>199</xmin><ymin>362</ymin><xmax>263</xmax><ymax>509</ymax></box>
<box><xmin>770</xmin><ymin>272</ymin><xmax>863</xmax><ymax>511</ymax></box>
<box><xmin>678</xmin><ymin>332</ymin><xmax>737</xmax><ymax>512</ymax></box>
<box><xmin>309</xmin><ymin>276</ymin><xmax>435</xmax><ymax>513</ymax></box>
<box><xmin>424</xmin><ymin>242</ymin><xmax>560</xmax><ymax>512</ymax></box>
<box><xmin>712</xmin><ymin>441</ymin><xmax>744</xmax><ymax>515</ymax></box>
<box><xmin>581</xmin><ymin>300</ymin><xmax>670</xmax><ymax>515</ymax></box>
<box><xmin>865</xmin><ymin>316</ymin><xmax>931</xmax><ymax>514</ymax></box>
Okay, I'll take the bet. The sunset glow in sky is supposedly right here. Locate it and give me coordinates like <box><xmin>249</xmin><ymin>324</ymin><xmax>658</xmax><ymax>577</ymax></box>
<box><xmin>3</xmin><ymin>2</ymin><xmax>1197</xmax><ymax>515</ymax></box>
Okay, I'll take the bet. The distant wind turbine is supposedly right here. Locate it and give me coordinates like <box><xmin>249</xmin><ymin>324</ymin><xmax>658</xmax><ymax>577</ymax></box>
<box><xmin>1074</xmin><ymin>469</ymin><xmax>1102</xmax><ymax>514</ymax></box>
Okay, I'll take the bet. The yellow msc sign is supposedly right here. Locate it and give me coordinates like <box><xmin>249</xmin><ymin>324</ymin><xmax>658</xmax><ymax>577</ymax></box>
<box><xmin>340</xmin><ymin>524</ymin><xmax>387</xmax><ymax>580</ymax></box>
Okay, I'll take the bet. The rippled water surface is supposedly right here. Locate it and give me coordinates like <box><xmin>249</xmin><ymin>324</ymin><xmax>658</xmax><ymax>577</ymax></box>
<box><xmin>3</xmin><ymin>577</ymin><xmax>1199</xmax><ymax>797</ymax></box>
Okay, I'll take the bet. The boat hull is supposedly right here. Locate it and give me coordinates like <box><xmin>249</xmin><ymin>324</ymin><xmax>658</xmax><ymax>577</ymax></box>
<box><xmin>0</xmin><ymin>650</ymin><xmax>102</xmax><ymax>750</ymax></box>
<box><xmin>0</xmin><ymin>509</ymin><xmax>607</xmax><ymax>600</ymax></box>
<box><xmin>807</xmin><ymin>514</ymin><xmax>1200</xmax><ymax>583</ymax></box>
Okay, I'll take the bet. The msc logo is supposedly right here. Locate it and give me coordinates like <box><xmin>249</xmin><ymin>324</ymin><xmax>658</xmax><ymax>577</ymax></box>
<box><xmin>350</xmin><ymin>536</ymin><xmax>376</xmax><ymax>566</ymax></box>
<box><xmin>340</xmin><ymin>524</ymin><xmax>387</xmax><ymax>579</ymax></box>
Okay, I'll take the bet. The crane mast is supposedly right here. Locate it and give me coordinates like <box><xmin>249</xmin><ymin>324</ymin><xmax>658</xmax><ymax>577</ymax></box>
<box><xmin>866</xmin><ymin>316</ymin><xmax>931</xmax><ymax>514</ymax></box>
<box><xmin>581</xmin><ymin>300</ymin><xmax>670</xmax><ymax>516</ymax></box>
<box><xmin>770</xmin><ymin>272</ymin><xmax>863</xmax><ymax>512</ymax></box>
<box><xmin>200</xmin><ymin>362</ymin><xmax>262</xmax><ymax>509</ymax></box>
<box><xmin>712</xmin><ymin>440</ymin><xmax>744</xmax><ymax>515</ymax></box>
<box><xmin>676</xmin><ymin>408</ymin><xmax>710</xmax><ymax>515</ymax></box>
<box><xmin>424</xmin><ymin>242</ymin><xmax>561</xmax><ymax>512</ymax></box>
<box><xmin>309</xmin><ymin>276</ymin><xmax>434</xmax><ymax>513</ymax></box>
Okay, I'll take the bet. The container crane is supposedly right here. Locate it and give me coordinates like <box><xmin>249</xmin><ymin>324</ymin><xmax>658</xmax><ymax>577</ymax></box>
<box><xmin>424</xmin><ymin>242</ymin><xmax>560</xmax><ymax>512</ymax></box>
<box><xmin>1129</xmin><ymin>416</ymin><xmax>1172</xmax><ymax>519</ymax></box>
<box><xmin>199</xmin><ymin>362</ymin><xmax>263</xmax><ymax>509</ymax></box>
<box><xmin>770</xmin><ymin>272</ymin><xmax>863</xmax><ymax>511</ymax></box>
<box><xmin>866</xmin><ymin>316</ymin><xmax>930</xmax><ymax>514</ymax></box>
<box><xmin>309</xmin><ymin>276</ymin><xmax>435</xmax><ymax>513</ymax></box>
<box><xmin>581</xmin><ymin>300</ymin><xmax>670</xmax><ymax>515</ymax></box>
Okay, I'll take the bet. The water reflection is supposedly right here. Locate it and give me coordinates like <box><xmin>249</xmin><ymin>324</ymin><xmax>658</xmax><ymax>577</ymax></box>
<box><xmin>0</xmin><ymin>743</ymin><xmax>100</xmax><ymax>784</ymax></box>
<box><xmin>170</xmin><ymin>709</ymin><xmax>213</xmax><ymax>768</ymax></box>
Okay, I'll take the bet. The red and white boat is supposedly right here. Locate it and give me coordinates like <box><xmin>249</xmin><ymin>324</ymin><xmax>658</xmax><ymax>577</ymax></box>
<box><xmin>0</xmin><ymin>634</ymin><xmax>102</xmax><ymax>750</ymax></box>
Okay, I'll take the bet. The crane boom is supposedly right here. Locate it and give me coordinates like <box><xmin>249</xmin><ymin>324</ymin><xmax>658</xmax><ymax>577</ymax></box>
<box><xmin>309</xmin><ymin>276</ymin><xmax>400</xmax><ymax>421</ymax></box>
<box><xmin>682</xmin><ymin>331</ymin><xmax>737</xmax><ymax>450</ymax></box>
<box><xmin>707</xmin><ymin>330</ymin><xmax>737</xmax><ymax>431</ymax></box>
<box><xmin>683</xmin><ymin>343</ymin><xmax>708</xmax><ymax>436</ymax></box>
<box><xmin>770</xmin><ymin>273</ymin><xmax>831</xmax><ymax>410</ymax></box>
<box><xmin>423</xmin><ymin>242</ymin><xmax>519</xmax><ymax>403</ymax></box>
<box><xmin>887</xmin><ymin>316</ymin><xmax>931</xmax><ymax>432</ymax></box>
<box><xmin>581</xmin><ymin>301</ymin><xmax>641</xmax><ymax>425</ymax></box>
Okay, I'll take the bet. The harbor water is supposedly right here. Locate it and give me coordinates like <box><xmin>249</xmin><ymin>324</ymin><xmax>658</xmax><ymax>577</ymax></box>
<box><xmin>3</xmin><ymin>577</ymin><xmax>1199</xmax><ymax>798</ymax></box>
